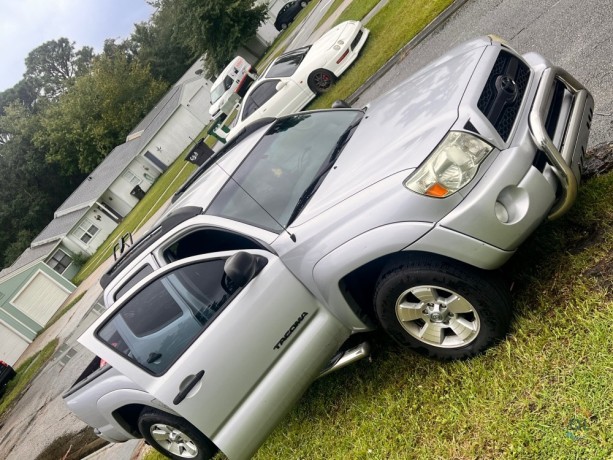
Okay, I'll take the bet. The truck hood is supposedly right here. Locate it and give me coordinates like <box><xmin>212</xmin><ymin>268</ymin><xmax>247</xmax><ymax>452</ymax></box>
<box><xmin>292</xmin><ymin>43</ymin><xmax>488</xmax><ymax>226</ymax></box>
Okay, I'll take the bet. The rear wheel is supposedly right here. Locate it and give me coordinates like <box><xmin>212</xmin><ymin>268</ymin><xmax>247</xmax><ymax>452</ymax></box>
<box><xmin>138</xmin><ymin>409</ymin><xmax>218</xmax><ymax>460</ymax></box>
<box><xmin>374</xmin><ymin>254</ymin><xmax>512</xmax><ymax>360</ymax></box>
<box><xmin>307</xmin><ymin>68</ymin><xmax>336</xmax><ymax>94</ymax></box>
<box><xmin>300</xmin><ymin>1</ymin><xmax>308</xmax><ymax>6</ymax></box>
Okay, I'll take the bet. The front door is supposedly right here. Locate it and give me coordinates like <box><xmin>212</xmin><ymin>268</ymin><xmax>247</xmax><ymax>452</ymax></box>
<box><xmin>80</xmin><ymin>250</ymin><xmax>349</xmax><ymax>459</ymax></box>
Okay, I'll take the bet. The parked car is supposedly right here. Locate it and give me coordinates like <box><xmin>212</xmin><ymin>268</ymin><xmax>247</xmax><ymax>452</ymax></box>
<box><xmin>0</xmin><ymin>360</ymin><xmax>16</xmax><ymax>397</ymax></box>
<box><xmin>275</xmin><ymin>0</ymin><xmax>309</xmax><ymax>31</ymax></box>
<box><xmin>228</xmin><ymin>20</ymin><xmax>369</xmax><ymax>140</ymax></box>
<box><xmin>208</xmin><ymin>56</ymin><xmax>257</xmax><ymax>120</ymax></box>
<box><xmin>64</xmin><ymin>36</ymin><xmax>593</xmax><ymax>460</ymax></box>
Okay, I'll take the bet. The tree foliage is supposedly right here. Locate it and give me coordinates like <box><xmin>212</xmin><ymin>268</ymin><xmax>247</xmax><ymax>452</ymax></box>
<box><xmin>35</xmin><ymin>54</ymin><xmax>168</xmax><ymax>175</ymax></box>
<box><xmin>160</xmin><ymin>0</ymin><xmax>268</xmax><ymax>75</ymax></box>
<box><xmin>24</xmin><ymin>38</ymin><xmax>94</xmax><ymax>100</ymax></box>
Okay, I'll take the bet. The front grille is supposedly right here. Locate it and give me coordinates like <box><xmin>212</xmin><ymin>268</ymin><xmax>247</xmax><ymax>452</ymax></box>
<box><xmin>350</xmin><ymin>30</ymin><xmax>363</xmax><ymax>50</ymax></box>
<box><xmin>477</xmin><ymin>50</ymin><xmax>530</xmax><ymax>141</ymax></box>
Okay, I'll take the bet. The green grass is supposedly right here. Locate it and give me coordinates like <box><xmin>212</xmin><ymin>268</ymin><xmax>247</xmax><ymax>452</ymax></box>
<box><xmin>313</xmin><ymin>0</ymin><xmax>347</xmax><ymax>30</ymax></box>
<box><xmin>309</xmin><ymin>0</ymin><xmax>455</xmax><ymax>109</ymax></box>
<box><xmin>139</xmin><ymin>170</ymin><xmax>613</xmax><ymax>458</ymax></box>
<box><xmin>0</xmin><ymin>339</ymin><xmax>59</xmax><ymax>417</ymax></box>
<box><xmin>334</xmin><ymin>0</ymin><xmax>382</xmax><ymax>25</ymax></box>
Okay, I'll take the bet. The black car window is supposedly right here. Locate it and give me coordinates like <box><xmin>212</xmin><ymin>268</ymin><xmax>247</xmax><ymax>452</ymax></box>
<box><xmin>223</xmin><ymin>75</ymin><xmax>234</xmax><ymax>91</ymax></box>
<box><xmin>241</xmin><ymin>80</ymin><xmax>280</xmax><ymax>120</ymax></box>
<box><xmin>265</xmin><ymin>46</ymin><xmax>311</xmax><ymax>78</ymax></box>
<box><xmin>97</xmin><ymin>259</ymin><xmax>234</xmax><ymax>375</ymax></box>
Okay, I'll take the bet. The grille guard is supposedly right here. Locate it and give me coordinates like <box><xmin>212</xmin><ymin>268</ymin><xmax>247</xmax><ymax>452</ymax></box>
<box><xmin>529</xmin><ymin>67</ymin><xmax>594</xmax><ymax>220</ymax></box>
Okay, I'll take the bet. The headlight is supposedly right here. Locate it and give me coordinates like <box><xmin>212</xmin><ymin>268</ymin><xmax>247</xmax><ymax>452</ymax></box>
<box><xmin>404</xmin><ymin>131</ymin><xmax>493</xmax><ymax>198</ymax></box>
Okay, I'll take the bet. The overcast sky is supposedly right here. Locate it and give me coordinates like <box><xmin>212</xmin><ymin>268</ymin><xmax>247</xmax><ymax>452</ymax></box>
<box><xmin>0</xmin><ymin>0</ymin><xmax>155</xmax><ymax>91</ymax></box>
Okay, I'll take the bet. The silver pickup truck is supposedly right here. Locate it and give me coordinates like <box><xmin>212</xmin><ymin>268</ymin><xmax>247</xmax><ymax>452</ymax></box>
<box><xmin>63</xmin><ymin>36</ymin><xmax>593</xmax><ymax>460</ymax></box>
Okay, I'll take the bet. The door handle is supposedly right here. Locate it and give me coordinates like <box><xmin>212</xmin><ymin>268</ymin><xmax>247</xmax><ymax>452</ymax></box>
<box><xmin>173</xmin><ymin>370</ymin><xmax>205</xmax><ymax>405</ymax></box>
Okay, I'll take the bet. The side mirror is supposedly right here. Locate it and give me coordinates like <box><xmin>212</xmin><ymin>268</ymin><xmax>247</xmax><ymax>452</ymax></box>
<box><xmin>331</xmin><ymin>100</ymin><xmax>351</xmax><ymax>109</ymax></box>
<box><xmin>276</xmin><ymin>80</ymin><xmax>288</xmax><ymax>91</ymax></box>
<box><xmin>223</xmin><ymin>252</ymin><xmax>267</xmax><ymax>288</ymax></box>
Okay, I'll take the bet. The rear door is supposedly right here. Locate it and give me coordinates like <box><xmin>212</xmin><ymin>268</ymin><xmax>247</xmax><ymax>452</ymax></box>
<box><xmin>80</xmin><ymin>249</ymin><xmax>349</xmax><ymax>458</ymax></box>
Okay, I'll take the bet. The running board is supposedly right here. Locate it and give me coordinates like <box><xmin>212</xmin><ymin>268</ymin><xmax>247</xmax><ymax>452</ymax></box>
<box><xmin>318</xmin><ymin>342</ymin><xmax>371</xmax><ymax>378</ymax></box>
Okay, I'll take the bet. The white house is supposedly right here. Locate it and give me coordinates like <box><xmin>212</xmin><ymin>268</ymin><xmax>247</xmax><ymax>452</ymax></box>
<box><xmin>0</xmin><ymin>59</ymin><xmax>214</xmax><ymax>364</ymax></box>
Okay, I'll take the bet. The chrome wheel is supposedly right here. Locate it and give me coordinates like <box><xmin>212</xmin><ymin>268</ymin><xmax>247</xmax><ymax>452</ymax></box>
<box><xmin>150</xmin><ymin>423</ymin><xmax>199</xmax><ymax>458</ymax></box>
<box><xmin>395</xmin><ymin>285</ymin><xmax>480</xmax><ymax>348</ymax></box>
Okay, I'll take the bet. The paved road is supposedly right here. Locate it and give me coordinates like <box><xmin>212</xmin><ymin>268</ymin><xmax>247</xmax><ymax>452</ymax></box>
<box><xmin>355</xmin><ymin>0</ymin><xmax>613</xmax><ymax>148</ymax></box>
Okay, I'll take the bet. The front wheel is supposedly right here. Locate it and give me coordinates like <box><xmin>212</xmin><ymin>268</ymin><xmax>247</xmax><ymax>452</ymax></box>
<box><xmin>300</xmin><ymin>1</ymin><xmax>308</xmax><ymax>6</ymax></box>
<box><xmin>138</xmin><ymin>409</ymin><xmax>218</xmax><ymax>460</ymax></box>
<box><xmin>374</xmin><ymin>254</ymin><xmax>512</xmax><ymax>360</ymax></box>
<box><xmin>307</xmin><ymin>68</ymin><xmax>336</xmax><ymax>94</ymax></box>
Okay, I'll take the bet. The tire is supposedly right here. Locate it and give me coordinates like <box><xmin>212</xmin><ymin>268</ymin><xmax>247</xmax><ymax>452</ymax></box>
<box><xmin>374</xmin><ymin>254</ymin><xmax>512</xmax><ymax>360</ymax></box>
<box><xmin>307</xmin><ymin>68</ymin><xmax>336</xmax><ymax>94</ymax></box>
<box><xmin>138</xmin><ymin>409</ymin><xmax>218</xmax><ymax>460</ymax></box>
<box><xmin>280</xmin><ymin>23</ymin><xmax>288</xmax><ymax>30</ymax></box>
<box><xmin>300</xmin><ymin>1</ymin><xmax>308</xmax><ymax>6</ymax></box>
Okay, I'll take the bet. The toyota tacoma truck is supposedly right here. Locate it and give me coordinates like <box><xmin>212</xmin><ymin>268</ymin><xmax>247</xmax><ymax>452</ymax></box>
<box><xmin>64</xmin><ymin>36</ymin><xmax>593</xmax><ymax>460</ymax></box>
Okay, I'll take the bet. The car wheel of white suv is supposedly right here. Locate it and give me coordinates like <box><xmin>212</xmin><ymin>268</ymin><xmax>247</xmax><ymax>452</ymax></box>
<box><xmin>374</xmin><ymin>254</ymin><xmax>512</xmax><ymax>360</ymax></box>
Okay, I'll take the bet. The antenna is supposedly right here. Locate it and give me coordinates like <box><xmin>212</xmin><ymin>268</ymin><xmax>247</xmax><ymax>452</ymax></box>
<box><xmin>216</xmin><ymin>165</ymin><xmax>297</xmax><ymax>242</ymax></box>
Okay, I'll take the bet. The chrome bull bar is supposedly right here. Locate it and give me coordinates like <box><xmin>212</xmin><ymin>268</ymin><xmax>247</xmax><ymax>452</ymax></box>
<box><xmin>529</xmin><ymin>66</ymin><xmax>594</xmax><ymax>220</ymax></box>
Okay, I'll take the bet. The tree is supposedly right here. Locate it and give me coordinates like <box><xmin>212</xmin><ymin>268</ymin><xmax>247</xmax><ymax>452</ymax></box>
<box><xmin>0</xmin><ymin>103</ymin><xmax>82</xmax><ymax>267</ymax></box>
<box><xmin>24</xmin><ymin>38</ymin><xmax>94</xmax><ymax>100</ymax></box>
<box><xmin>156</xmin><ymin>0</ymin><xmax>268</xmax><ymax>76</ymax></box>
<box><xmin>35</xmin><ymin>54</ymin><xmax>168</xmax><ymax>175</ymax></box>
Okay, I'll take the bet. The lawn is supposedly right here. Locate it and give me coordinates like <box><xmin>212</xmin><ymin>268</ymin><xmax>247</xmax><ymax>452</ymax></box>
<box><xmin>0</xmin><ymin>339</ymin><xmax>59</xmax><ymax>417</ymax></box>
<box><xmin>141</xmin><ymin>173</ymin><xmax>613</xmax><ymax>459</ymax></box>
<box><xmin>310</xmin><ymin>0</ymin><xmax>455</xmax><ymax>109</ymax></box>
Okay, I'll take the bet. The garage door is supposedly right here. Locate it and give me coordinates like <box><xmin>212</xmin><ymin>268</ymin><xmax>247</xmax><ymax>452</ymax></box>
<box><xmin>11</xmin><ymin>271</ymin><xmax>71</xmax><ymax>326</ymax></box>
<box><xmin>0</xmin><ymin>323</ymin><xmax>29</xmax><ymax>365</ymax></box>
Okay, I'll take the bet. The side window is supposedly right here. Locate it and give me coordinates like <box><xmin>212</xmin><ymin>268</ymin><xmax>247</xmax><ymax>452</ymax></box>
<box><xmin>241</xmin><ymin>80</ymin><xmax>280</xmax><ymax>120</ymax></box>
<box><xmin>97</xmin><ymin>259</ymin><xmax>234</xmax><ymax>375</ymax></box>
<box><xmin>114</xmin><ymin>264</ymin><xmax>154</xmax><ymax>300</ymax></box>
<box><xmin>223</xmin><ymin>75</ymin><xmax>234</xmax><ymax>90</ymax></box>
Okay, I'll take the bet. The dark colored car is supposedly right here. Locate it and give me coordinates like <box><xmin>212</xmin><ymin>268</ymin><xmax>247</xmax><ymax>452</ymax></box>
<box><xmin>0</xmin><ymin>360</ymin><xmax>16</xmax><ymax>397</ymax></box>
<box><xmin>274</xmin><ymin>0</ymin><xmax>309</xmax><ymax>31</ymax></box>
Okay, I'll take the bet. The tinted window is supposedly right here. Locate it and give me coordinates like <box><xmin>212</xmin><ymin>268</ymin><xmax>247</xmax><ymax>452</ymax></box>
<box><xmin>265</xmin><ymin>47</ymin><xmax>310</xmax><ymax>78</ymax></box>
<box><xmin>207</xmin><ymin>110</ymin><xmax>363</xmax><ymax>231</ymax></box>
<box><xmin>97</xmin><ymin>259</ymin><xmax>234</xmax><ymax>375</ymax></box>
<box><xmin>114</xmin><ymin>264</ymin><xmax>154</xmax><ymax>300</ymax></box>
<box><xmin>223</xmin><ymin>75</ymin><xmax>234</xmax><ymax>90</ymax></box>
<box><xmin>241</xmin><ymin>80</ymin><xmax>280</xmax><ymax>120</ymax></box>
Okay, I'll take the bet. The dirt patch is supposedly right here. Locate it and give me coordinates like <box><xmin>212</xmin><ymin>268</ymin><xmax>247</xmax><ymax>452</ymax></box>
<box><xmin>34</xmin><ymin>427</ymin><xmax>108</xmax><ymax>460</ymax></box>
<box><xmin>584</xmin><ymin>251</ymin><xmax>613</xmax><ymax>298</ymax></box>
<box><xmin>583</xmin><ymin>141</ymin><xmax>613</xmax><ymax>180</ymax></box>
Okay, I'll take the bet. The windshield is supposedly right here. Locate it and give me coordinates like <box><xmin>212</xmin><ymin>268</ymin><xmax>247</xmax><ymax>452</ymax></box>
<box><xmin>206</xmin><ymin>110</ymin><xmax>363</xmax><ymax>232</ymax></box>
<box><xmin>210</xmin><ymin>79</ymin><xmax>229</xmax><ymax>103</ymax></box>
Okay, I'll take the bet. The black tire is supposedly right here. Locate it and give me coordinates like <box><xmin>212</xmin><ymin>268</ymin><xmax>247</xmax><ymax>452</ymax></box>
<box><xmin>307</xmin><ymin>68</ymin><xmax>336</xmax><ymax>94</ymax></box>
<box><xmin>374</xmin><ymin>254</ymin><xmax>512</xmax><ymax>360</ymax></box>
<box><xmin>300</xmin><ymin>1</ymin><xmax>308</xmax><ymax>6</ymax></box>
<box><xmin>280</xmin><ymin>23</ymin><xmax>288</xmax><ymax>30</ymax></box>
<box><xmin>138</xmin><ymin>409</ymin><xmax>218</xmax><ymax>460</ymax></box>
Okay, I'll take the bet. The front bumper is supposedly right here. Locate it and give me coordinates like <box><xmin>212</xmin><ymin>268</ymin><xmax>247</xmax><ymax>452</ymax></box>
<box><xmin>529</xmin><ymin>66</ymin><xmax>594</xmax><ymax>219</ymax></box>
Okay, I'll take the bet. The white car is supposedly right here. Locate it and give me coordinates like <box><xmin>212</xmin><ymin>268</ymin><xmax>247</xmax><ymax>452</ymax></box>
<box><xmin>228</xmin><ymin>20</ymin><xmax>369</xmax><ymax>139</ymax></box>
<box><xmin>209</xmin><ymin>56</ymin><xmax>257</xmax><ymax>119</ymax></box>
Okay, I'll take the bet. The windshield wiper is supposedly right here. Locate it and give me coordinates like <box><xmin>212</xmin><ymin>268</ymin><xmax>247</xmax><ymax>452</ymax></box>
<box><xmin>286</xmin><ymin>117</ymin><xmax>363</xmax><ymax>226</ymax></box>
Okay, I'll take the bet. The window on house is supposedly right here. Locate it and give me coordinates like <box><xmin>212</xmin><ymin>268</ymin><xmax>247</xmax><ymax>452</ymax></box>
<box><xmin>123</xmin><ymin>170</ymin><xmax>142</xmax><ymax>186</ymax></box>
<box><xmin>75</xmin><ymin>220</ymin><xmax>100</xmax><ymax>245</ymax></box>
<box><xmin>48</xmin><ymin>249</ymin><xmax>73</xmax><ymax>274</ymax></box>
